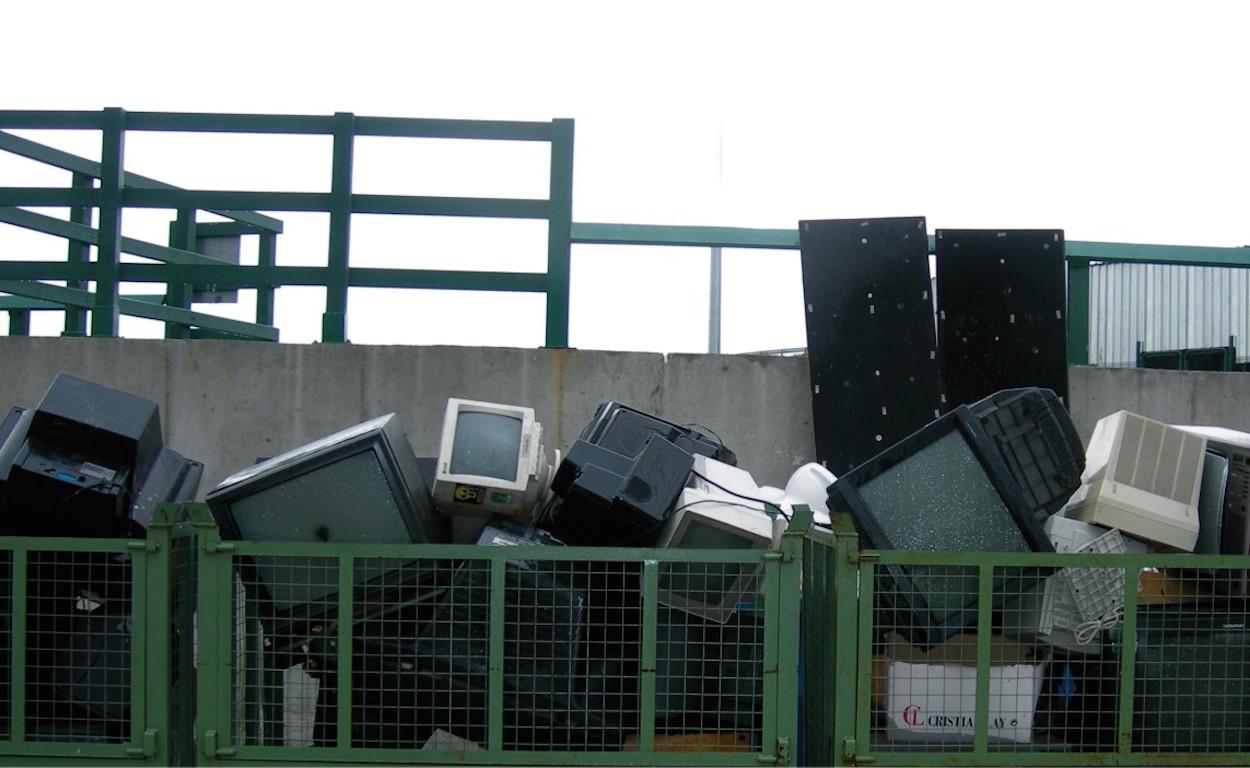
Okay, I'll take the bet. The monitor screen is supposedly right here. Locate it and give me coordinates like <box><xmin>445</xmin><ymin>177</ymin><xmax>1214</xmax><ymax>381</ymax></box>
<box><xmin>660</xmin><ymin>519</ymin><xmax>756</xmax><ymax>602</ymax></box>
<box><xmin>830</xmin><ymin>406</ymin><xmax>1051</xmax><ymax>647</ymax></box>
<box><xmin>450</xmin><ymin>411</ymin><xmax>523</xmax><ymax>482</ymax></box>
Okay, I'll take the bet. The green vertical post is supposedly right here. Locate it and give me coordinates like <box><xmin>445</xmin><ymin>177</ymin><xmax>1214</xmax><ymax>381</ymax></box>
<box><xmin>638</xmin><ymin>559</ymin><xmax>659</xmax><ymax>754</ymax></box>
<box><xmin>165</xmin><ymin>210</ymin><xmax>195</xmax><ymax>339</ymax></box>
<box><xmin>63</xmin><ymin>171</ymin><xmax>93</xmax><ymax>336</ymax></box>
<box><xmin>1067</xmin><ymin>257</ymin><xmax>1091</xmax><ymax>365</ymax></box>
<box><xmin>487</xmin><ymin>558</ymin><xmax>506</xmax><ymax>751</ymax></box>
<box><xmin>544</xmin><ymin>118</ymin><xmax>574</xmax><ymax>348</ymax></box>
<box><xmin>7</xmin><ymin>309</ymin><xmax>30</xmax><ymax>336</ymax></box>
<box><xmin>139</xmin><ymin>510</ymin><xmax>173</xmax><ymax>764</ymax></box>
<box><xmin>92</xmin><ymin>107</ymin><xmax>126</xmax><ymax>337</ymax></box>
<box><xmin>10</xmin><ymin>549</ymin><xmax>27</xmax><ymax>744</ymax></box>
<box><xmin>322</xmin><ymin>112</ymin><xmax>354</xmax><ymax>343</ymax></box>
<box><xmin>335</xmin><ymin>556</ymin><xmax>354</xmax><ymax>747</ymax></box>
<box><xmin>854</xmin><ymin>562</ymin><xmax>875</xmax><ymax>755</ymax></box>
<box><xmin>257</xmin><ymin>231</ymin><xmax>277</xmax><ymax>327</ymax></box>
<box><xmin>773</xmin><ymin>509</ymin><xmax>806</xmax><ymax>766</ymax></box>
<box><xmin>830</xmin><ymin>519</ymin><xmax>861</xmax><ymax>767</ymax></box>
<box><xmin>1116</xmin><ymin>564</ymin><xmax>1139</xmax><ymax>754</ymax></box>
<box><xmin>195</xmin><ymin>512</ymin><xmax>236</xmax><ymax>764</ymax></box>
<box><xmin>972</xmin><ymin>564</ymin><xmax>994</xmax><ymax>755</ymax></box>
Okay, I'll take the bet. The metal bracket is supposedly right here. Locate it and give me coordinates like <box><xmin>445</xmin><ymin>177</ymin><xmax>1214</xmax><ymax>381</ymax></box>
<box><xmin>203</xmin><ymin>540</ymin><xmax>237</xmax><ymax>554</ymax></box>
<box><xmin>844</xmin><ymin>735</ymin><xmax>876</xmax><ymax>764</ymax></box>
<box><xmin>849</xmin><ymin>550</ymin><xmax>879</xmax><ymax>564</ymax></box>
<box><xmin>202</xmin><ymin>729</ymin><xmax>238</xmax><ymax>758</ymax></box>
<box><xmin>775</xmin><ymin>736</ymin><xmax>792</xmax><ymax>764</ymax></box>
<box><xmin>124</xmin><ymin>728</ymin><xmax>158</xmax><ymax>757</ymax></box>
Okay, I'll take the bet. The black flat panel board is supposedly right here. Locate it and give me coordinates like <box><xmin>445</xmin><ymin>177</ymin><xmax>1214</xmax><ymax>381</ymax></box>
<box><xmin>935</xmin><ymin>229</ymin><xmax>1068</xmax><ymax>409</ymax></box>
<box><xmin>799</xmin><ymin>216</ymin><xmax>944</xmax><ymax>475</ymax></box>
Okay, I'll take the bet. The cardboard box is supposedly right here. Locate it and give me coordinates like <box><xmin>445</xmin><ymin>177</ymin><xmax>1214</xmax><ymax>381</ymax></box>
<box><xmin>880</xmin><ymin>632</ymin><xmax>1047</xmax><ymax>744</ymax></box>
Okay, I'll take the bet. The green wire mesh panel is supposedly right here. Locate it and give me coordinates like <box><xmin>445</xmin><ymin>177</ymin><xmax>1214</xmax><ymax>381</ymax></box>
<box><xmin>0</xmin><ymin>550</ymin><xmax>10</xmax><ymax>741</ymax></box>
<box><xmin>844</xmin><ymin>551</ymin><xmax>1250</xmax><ymax>765</ymax></box>
<box><xmin>24</xmin><ymin>548</ymin><xmax>134</xmax><ymax>744</ymax></box>
<box><xmin>213</xmin><ymin>543</ymin><xmax>790</xmax><ymax>762</ymax></box>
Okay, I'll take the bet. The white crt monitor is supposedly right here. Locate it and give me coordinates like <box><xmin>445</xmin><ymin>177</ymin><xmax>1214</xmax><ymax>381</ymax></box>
<box><xmin>656</xmin><ymin>477</ymin><xmax>779</xmax><ymax>623</ymax></box>
<box><xmin>1065</xmin><ymin>410</ymin><xmax>1206</xmax><ymax>551</ymax></box>
<box><xmin>432</xmin><ymin>398</ymin><xmax>553</xmax><ymax>519</ymax></box>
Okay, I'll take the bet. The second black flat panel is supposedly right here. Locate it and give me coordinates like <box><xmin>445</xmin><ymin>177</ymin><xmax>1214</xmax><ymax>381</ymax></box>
<box><xmin>935</xmin><ymin>229</ymin><xmax>1068</xmax><ymax>409</ymax></box>
<box><xmin>799</xmin><ymin>216</ymin><xmax>945</xmax><ymax>475</ymax></box>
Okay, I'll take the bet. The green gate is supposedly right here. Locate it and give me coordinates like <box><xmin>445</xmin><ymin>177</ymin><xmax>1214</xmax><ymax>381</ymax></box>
<box><xmin>0</xmin><ymin>506</ymin><xmax>200</xmax><ymax>765</ymax></box>
<box><xmin>190</xmin><ymin>504</ymin><xmax>806</xmax><ymax>765</ymax></box>
<box><xmin>806</xmin><ymin>513</ymin><xmax>1250</xmax><ymax>766</ymax></box>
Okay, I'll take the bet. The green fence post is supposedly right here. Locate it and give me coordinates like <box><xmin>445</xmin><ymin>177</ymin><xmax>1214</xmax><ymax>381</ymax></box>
<box><xmin>165</xmin><ymin>209</ymin><xmax>195</xmax><ymax>339</ymax></box>
<box><xmin>825</xmin><ymin>515</ymin><xmax>865</xmax><ymax>765</ymax></box>
<box><xmin>773</xmin><ymin>506</ymin><xmax>809</xmax><ymax>766</ymax></box>
<box><xmin>322</xmin><ymin>111</ymin><xmax>354</xmax><ymax>344</ymax></box>
<box><xmin>63</xmin><ymin>171</ymin><xmax>93</xmax><ymax>337</ymax></box>
<box><xmin>638</xmin><ymin>560</ymin><xmax>659</xmax><ymax>755</ymax></box>
<box><xmin>487</xmin><ymin>557</ymin><xmax>506</xmax><ymax>752</ymax></box>
<box><xmin>257</xmin><ymin>230</ymin><xmax>277</xmax><ymax>327</ymax></box>
<box><xmin>1067</xmin><ymin>256</ymin><xmax>1090</xmax><ymax>365</ymax></box>
<box><xmin>6</xmin><ymin>309</ymin><xmax>29</xmax><ymax>336</ymax></box>
<box><xmin>132</xmin><ymin>506</ymin><xmax>176</xmax><ymax>763</ymax></box>
<box><xmin>92</xmin><ymin>107</ymin><xmax>126</xmax><ymax>337</ymax></box>
<box><xmin>10</xmin><ymin>549</ymin><xmax>27</xmax><ymax>745</ymax></box>
<box><xmin>194</xmin><ymin>504</ymin><xmax>237</xmax><ymax>765</ymax></box>
<box><xmin>544</xmin><ymin>118</ymin><xmax>574</xmax><ymax>348</ymax></box>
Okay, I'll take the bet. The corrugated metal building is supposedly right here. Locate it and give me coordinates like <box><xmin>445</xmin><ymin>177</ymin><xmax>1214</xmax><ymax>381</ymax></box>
<box><xmin>1089</xmin><ymin>263</ymin><xmax>1250</xmax><ymax>367</ymax></box>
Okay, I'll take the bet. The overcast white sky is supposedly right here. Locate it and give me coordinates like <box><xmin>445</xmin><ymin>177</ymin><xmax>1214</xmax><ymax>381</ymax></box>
<box><xmin>2</xmin><ymin>1</ymin><xmax>1249</xmax><ymax>353</ymax></box>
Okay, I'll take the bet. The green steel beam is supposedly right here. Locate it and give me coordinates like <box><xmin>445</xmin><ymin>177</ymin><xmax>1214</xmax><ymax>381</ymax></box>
<box><xmin>322</xmin><ymin>112</ymin><xmax>354</xmax><ymax>343</ymax></box>
<box><xmin>0</xmin><ymin>109</ymin><xmax>103</xmax><ymax>129</ymax></box>
<box><xmin>0</xmin><ymin>207</ymin><xmax>230</xmax><ymax>266</ymax></box>
<box><xmin>0</xmin><ymin>280</ymin><xmax>278</xmax><ymax>340</ymax></box>
<box><xmin>571</xmin><ymin>221</ymin><xmax>799</xmax><ymax>250</ymax></box>
<box><xmin>354</xmin><ymin>115</ymin><xmax>554</xmax><ymax>141</ymax></box>
<box><xmin>92</xmin><ymin>106</ymin><xmax>125</xmax><ymax>337</ymax></box>
<box><xmin>165</xmin><ymin>209</ymin><xmax>194</xmax><ymax>339</ymax></box>
<box><xmin>1067</xmin><ymin>239</ymin><xmax>1250</xmax><ymax>268</ymax></box>
<box><xmin>0</xmin><ymin>186</ymin><xmax>98</xmax><ymax>206</ymax></box>
<box><xmin>123</xmin><ymin>188</ymin><xmax>330</xmax><ymax>212</ymax></box>
<box><xmin>544</xmin><ymin>118</ymin><xmax>574</xmax><ymax>347</ymax></box>
<box><xmin>63</xmin><ymin>171</ymin><xmax>92</xmax><ymax>336</ymax></box>
<box><xmin>0</xmin><ymin>293</ymin><xmax>165</xmax><ymax>311</ymax></box>
<box><xmin>352</xmin><ymin>193</ymin><xmax>548</xmax><ymax>219</ymax></box>
<box><xmin>192</xmin><ymin>221</ymin><xmax>268</xmax><ymax>238</ymax></box>
<box><xmin>7</xmin><ymin>307</ymin><xmax>29</xmax><ymax>335</ymax></box>
<box><xmin>126</xmin><ymin>111</ymin><xmax>334</xmax><ymax>134</ymax></box>
<box><xmin>256</xmin><ymin>232</ymin><xmax>277</xmax><ymax>326</ymax></box>
<box><xmin>348</xmin><ymin>267</ymin><xmax>548</xmax><ymax>292</ymax></box>
<box><xmin>1068</xmin><ymin>260</ymin><xmax>1091</xmax><ymax>365</ymax></box>
<box><xmin>0</xmin><ymin>131</ymin><xmax>284</xmax><ymax>232</ymax></box>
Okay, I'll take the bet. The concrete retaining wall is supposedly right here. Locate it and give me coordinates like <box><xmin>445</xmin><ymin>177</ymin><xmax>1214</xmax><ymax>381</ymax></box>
<box><xmin>2</xmin><ymin>337</ymin><xmax>1248</xmax><ymax>495</ymax></box>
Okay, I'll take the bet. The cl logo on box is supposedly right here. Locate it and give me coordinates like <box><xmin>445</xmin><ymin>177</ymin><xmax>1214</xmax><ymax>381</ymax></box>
<box><xmin>902</xmin><ymin>705</ymin><xmax>922</xmax><ymax>727</ymax></box>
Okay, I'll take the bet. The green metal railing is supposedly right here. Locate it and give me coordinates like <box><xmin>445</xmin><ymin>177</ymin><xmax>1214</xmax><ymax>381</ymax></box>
<box><xmin>806</xmin><ymin>513</ymin><xmax>1250</xmax><ymax>766</ymax></box>
<box><xmin>4</xmin><ymin>109</ymin><xmax>1250</xmax><ymax>355</ymax></box>
<box><xmin>190</xmin><ymin>503</ymin><xmax>807</xmax><ymax>766</ymax></box>
<box><xmin>0</xmin><ymin>505</ymin><xmax>199</xmax><ymax>766</ymax></box>
<box><xmin>0</xmin><ymin>109</ymin><xmax>574</xmax><ymax>345</ymax></box>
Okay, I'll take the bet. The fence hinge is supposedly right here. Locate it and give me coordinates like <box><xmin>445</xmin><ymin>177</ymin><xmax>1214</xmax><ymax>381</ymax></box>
<box><xmin>775</xmin><ymin>736</ymin><xmax>792</xmax><ymax>764</ymax></box>
<box><xmin>762</xmin><ymin>550</ymin><xmax>795</xmax><ymax>563</ymax></box>
<box><xmin>128</xmin><ymin>540</ymin><xmax>159</xmax><ymax>553</ymax></box>
<box><xmin>849</xmin><ymin>550</ymin><xmax>879</xmax><ymax>564</ymax></box>
<box><xmin>204</xmin><ymin>540</ymin><xmax>237</xmax><ymax>554</ymax></box>
<box><xmin>202</xmin><ymin>729</ymin><xmax>237</xmax><ymax>758</ymax></box>
<box><xmin>844</xmin><ymin>736</ymin><xmax>875</xmax><ymax>764</ymax></box>
<box><xmin>124</xmin><ymin>728</ymin><xmax>158</xmax><ymax>757</ymax></box>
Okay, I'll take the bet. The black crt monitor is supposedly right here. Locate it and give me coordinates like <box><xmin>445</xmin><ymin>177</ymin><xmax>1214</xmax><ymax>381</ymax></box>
<box><xmin>579</xmin><ymin>402</ymin><xmax>737</xmax><ymax>466</ymax></box>
<box><xmin>4</xmin><ymin>375</ymin><xmax>165</xmax><ymax>538</ymax></box>
<box><xmin>544</xmin><ymin>436</ymin><xmax>694</xmax><ymax>547</ymax></box>
<box><xmin>967</xmin><ymin>388</ymin><xmax>1085</xmax><ymax>522</ymax></box>
<box><xmin>206</xmin><ymin>413</ymin><xmax>447</xmax><ymax>624</ymax></box>
<box><xmin>828</xmin><ymin>405</ymin><xmax>1054</xmax><ymax>649</ymax></box>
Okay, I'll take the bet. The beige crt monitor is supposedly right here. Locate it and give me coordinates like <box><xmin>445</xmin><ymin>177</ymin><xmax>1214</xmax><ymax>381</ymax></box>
<box><xmin>431</xmin><ymin>399</ymin><xmax>555</xmax><ymax>539</ymax></box>
<box><xmin>1065</xmin><ymin>410</ymin><xmax>1205</xmax><ymax>551</ymax></box>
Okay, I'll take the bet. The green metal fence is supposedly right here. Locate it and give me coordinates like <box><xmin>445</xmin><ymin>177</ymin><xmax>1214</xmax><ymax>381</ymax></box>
<box><xmin>0</xmin><ymin>505</ymin><xmax>200</xmax><ymax>766</ymax></box>
<box><xmin>806</xmin><ymin>513</ymin><xmax>1250</xmax><ymax>766</ymax></box>
<box><xmin>0</xmin><ymin>109</ymin><xmax>574</xmax><ymax>346</ymax></box>
<box><xmin>5</xmin><ymin>109</ymin><xmax>1250</xmax><ymax>355</ymax></box>
<box><xmin>190</xmin><ymin>503</ymin><xmax>805</xmax><ymax>766</ymax></box>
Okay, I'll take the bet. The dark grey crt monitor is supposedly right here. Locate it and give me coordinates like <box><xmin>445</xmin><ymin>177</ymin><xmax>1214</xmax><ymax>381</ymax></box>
<box><xmin>206</xmin><ymin>413</ymin><xmax>447</xmax><ymax>618</ymax></box>
<box><xmin>827</xmin><ymin>405</ymin><xmax>1053</xmax><ymax>649</ymax></box>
